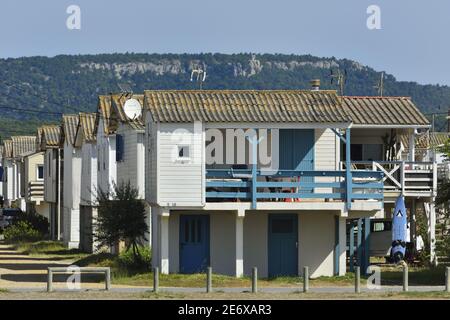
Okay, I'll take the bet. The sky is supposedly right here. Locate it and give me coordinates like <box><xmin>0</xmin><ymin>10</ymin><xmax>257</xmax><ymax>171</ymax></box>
<box><xmin>0</xmin><ymin>0</ymin><xmax>449</xmax><ymax>86</ymax></box>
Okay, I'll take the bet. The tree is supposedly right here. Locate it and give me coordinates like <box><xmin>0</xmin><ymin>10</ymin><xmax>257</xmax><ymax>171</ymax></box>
<box><xmin>94</xmin><ymin>182</ymin><xmax>148</xmax><ymax>260</ymax></box>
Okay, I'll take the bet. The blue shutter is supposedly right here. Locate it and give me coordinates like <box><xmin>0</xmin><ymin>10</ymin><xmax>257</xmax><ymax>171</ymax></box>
<box><xmin>116</xmin><ymin>134</ymin><xmax>124</xmax><ymax>162</ymax></box>
<box><xmin>0</xmin><ymin>167</ymin><xmax>3</xmax><ymax>181</ymax></box>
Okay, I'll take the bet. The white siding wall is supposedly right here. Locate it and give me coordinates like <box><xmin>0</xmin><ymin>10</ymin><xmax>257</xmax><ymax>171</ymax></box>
<box><xmin>97</xmin><ymin>118</ymin><xmax>117</xmax><ymax>194</ymax></box>
<box><xmin>314</xmin><ymin>128</ymin><xmax>339</xmax><ymax>194</ymax></box>
<box><xmin>44</xmin><ymin>149</ymin><xmax>58</xmax><ymax>203</ymax></box>
<box><xmin>63</xmin><ymin>142</ymin><xmax>81</xmax><ymax>248</ymax></box>
<box><xmin>299</xmin><ymin>213</ymin><xmax>335</xmax><ymax>278</ymax></box>
<box><xmin>2</xmin><ymin>160</ymin><xmax>14</xmax><ymax>202</ymax></box>
<box><xmin>80</xmin><ymin>143</ymin><xmax>98</xmax><ymax>205</ymax></box>
<box><xmin>145</xmin><ymin>116</ymin><xmax>158</xmax><ymax>204</ymax></box>
<box><xmin>157</xmin><ymin>123</ymin><xmax>204</xmax><ymax>207</ymax></box>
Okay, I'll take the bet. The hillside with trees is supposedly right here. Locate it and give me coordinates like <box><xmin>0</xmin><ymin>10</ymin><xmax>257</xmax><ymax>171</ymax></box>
<box><xmin>1</xmin><ymin>52</ymin><xmax>449</xmax><ymax>139</ymax></box>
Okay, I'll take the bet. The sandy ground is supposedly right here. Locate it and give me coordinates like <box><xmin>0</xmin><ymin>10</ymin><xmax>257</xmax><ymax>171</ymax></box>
<box><xmin>1</xmin><ymin>243</ymin><xmax>449</xmax><ymax>300</ymax></box>
<box><xmin>0</xmin><ymin>243</ymin><xmax>138</xmax><ymax>291</ymax></box>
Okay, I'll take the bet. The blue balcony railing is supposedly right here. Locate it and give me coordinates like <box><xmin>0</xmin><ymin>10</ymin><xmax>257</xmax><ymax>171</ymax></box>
<box><xmin>206</xmin><ymin>168</ymin><xmax>384</xmax><ymax>209</ymax></box>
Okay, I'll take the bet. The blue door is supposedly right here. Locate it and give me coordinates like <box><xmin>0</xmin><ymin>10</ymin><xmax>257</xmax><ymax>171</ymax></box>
<box><xmin>279</xmin><ymin>129</ymin><xmax>314</xmax><ymax>192</ymax></box>
<box><xmin>268</xmin><ymin>214</ymin><xmax>298</xmax><ymax>277</ymax></box>
<box><xmin>180</xmin><ymin>215</ymin><xmax>210</xmax><ymax>273</ymax></box>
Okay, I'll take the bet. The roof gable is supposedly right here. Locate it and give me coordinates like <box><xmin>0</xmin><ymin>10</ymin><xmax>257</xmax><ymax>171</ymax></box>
<box><xmin>110</xmin><ymin>93</ymin><xmax>145</xmax><ymax>130</ymax></box>
<box><xmin>62</xmin><ymin>114</ymin><xmax>79</xmax><ymax>147</ymax></box>
<box><xmin>11</xmin><ymin>136</ymin><xmax>37</xmax><ymax>157</ymax></box>
<box><xmin>75</xmin><ymin>113</ymin><xmax>97</xmax><ymax>145</ymax></box>
<box><xmin>40</xmin><ymin>125</ymin><xmax>62</xmax><ymax>149</ymax></box>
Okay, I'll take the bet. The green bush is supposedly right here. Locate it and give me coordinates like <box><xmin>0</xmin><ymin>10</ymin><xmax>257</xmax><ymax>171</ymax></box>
<box><xmin>3</xmin><ymin>221</ymin><xmax>43</xmax><ymax>243</ymax></box>
<box><xmin>117</xmin><ymin>246</ymin><xmax>151</xmax><ymax>272</ymax></box>
<box><xmin>16</xmin><ymin>209</ymin><xmax>49</xmax><ymax>235</ymax></box>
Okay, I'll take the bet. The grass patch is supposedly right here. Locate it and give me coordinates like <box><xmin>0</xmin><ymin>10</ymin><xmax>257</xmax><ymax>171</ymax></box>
<box><xmin>379</xmin><ymin>265</ymin><xmax>447</xmax><ymax>286</ymax></box>
<box><xmin>140</xmin><ymin>291</ymin><xmax>187</xmax><ymax>300</ymax></box>
<box><xmin>13</xmin><ymin>241</ymin><xmax>88</xmax><ymax>261</ymax></box>
<box><xmin>0</xmin><ymin>288</ymin><xmax>9</xmax><ymax>293</ymax></box>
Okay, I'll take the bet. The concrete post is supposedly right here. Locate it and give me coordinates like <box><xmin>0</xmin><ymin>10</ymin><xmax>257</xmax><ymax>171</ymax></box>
<box><xmin>303</xmin><ymin>266</ymin><xmax>309</xmax><ymax>293</ymax></box>
<box><xmin>160</xmin><ymin>213</ymin><xmax>170</xmax><ymax>274</ymax></box>
<box><xmin>105</xmin><ymin>268</ymin><xmax>111</xmax><ymax>291</ymax></box>
<box><xmin>153</xmin><ymin>267</ymin><xmax>159</xmax><ymax>293</ymax></box>
<box><xmin>446</xmin><ymin>267</ymin><xmax>450</xmax><ymax>293</ymax></box>
<box><xmin>355</xmin><ymin>266</ymin><xmax>360</xmax><ymax>294</ymax></box>
<box><xmin>235</xmin><ymin>212</ymin><xmax>244</xmax><ymax>277</ymax></box>
<box><xmin>252</xmin><ymin>267</ymin><xmax>258</xmax><ymax>293</ymax></box>
<box><xmin>403</xmin><ymin>265</ymin><xmax>409</xmax><ymax>292</ymax></box>
<box><xmin>47</xmin><ymin>269</ymin><xmax>53</xmax><ymax>292</ymax></box>
<box><xmin>206</xmin><ymin>267</ymin><xmax>212</xmax><ymax>293</ymax></box>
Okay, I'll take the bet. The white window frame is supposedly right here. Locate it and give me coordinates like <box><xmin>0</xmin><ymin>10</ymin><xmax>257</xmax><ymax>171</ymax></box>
<box><xmin>36</xmin><ymin>164</ymin><xmax>44</xmax><ymax>181</ymax></box>
<box><xmin>176</xmin><ymin>145</ymin><xmax>191</xmax><ymax>162</ymax></box>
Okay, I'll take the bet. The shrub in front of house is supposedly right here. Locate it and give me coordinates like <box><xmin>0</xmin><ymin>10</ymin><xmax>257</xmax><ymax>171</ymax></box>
<box><xmin>117</xmin><ymin>246</ymin><xmax>152</xmax><ymax>272</ymax></box>
<box><xmin>16</xmin><ymin>209</ymin><xmax>50</xmax><ymax>236</ymax></box>
<box><xmin>3</xmin><ymin>221</ymin><xmax>43</xmax><ymax>243</ymax></box>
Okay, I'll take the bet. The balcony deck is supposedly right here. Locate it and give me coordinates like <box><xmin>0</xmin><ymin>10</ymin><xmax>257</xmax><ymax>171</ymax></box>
<box><xmin>28</xmin><ymin>180</ymin><xmax>44</xmax><ymax>204</ymax></box>
<box><xmin>206</xmin><ymin>168</ymin><xmax>384</xmax><ymax>210</ymax></box>
<box><xmin>341</xmin><ymin>161</ymin><xmax>437</xmax><ymax>201</ymax></box>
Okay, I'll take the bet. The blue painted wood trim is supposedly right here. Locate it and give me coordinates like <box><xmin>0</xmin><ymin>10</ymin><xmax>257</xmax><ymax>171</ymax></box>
<box><xmin>331</xmin><ymin>128</ymin><xmax>347</xmax><ymax>144</ymax></box>
<box><xmin>206</xmin><ymin>181</ymin><xmax>250</xmax><ymax>188</ymax></box>
<box><xmin>352</xmin><ymin>171</ymin><xmax>384</xmax><ymax>178</ymax></box>
<box><xmin>206</xmin><ymin>192</ymin><xmax>251</xmax><ymax>198</ymax></box>
<box><xmin>256</xmin><ymin>182</ymin><xmax>344</xmax><ymax>188</ymax></box>
<box><xmin>251</xmin><ymin>138</ymin><xmax>257</xmax><ymax>209</ymax></box>
<box><xmin>350</xmin><ymin>194</ymin><xmax>384</xmax><ymax>200</ymax></box>
<box><xmin>334</xmin><ymin>216</ymin><xmax>340</xmax><ymax>276</ymax></box>
<box><xmin>357</xmin><ymin>218</ymin><xmax>362</xmax><ymax>267</ymax></box>
<box><xmin>256</xmin><ymin>192</ymin><xmax>343</xmax><ymax>199</ymax></box>
<box><xmin>345</xmin><ymin>128</ymin><xmax>352</xmax><ymax>210</ymax></box>
<box><xmin>349</xmin><ymin>221</ymin><xmax>355</xmax><ymax>272</ymax></box>
<box><xmin>363</xmin><ymin>217</ymin><xmax>371</xmax><ymax>274</ymax></box>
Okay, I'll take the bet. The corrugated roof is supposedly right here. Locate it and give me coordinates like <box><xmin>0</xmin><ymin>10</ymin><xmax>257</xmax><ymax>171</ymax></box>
<box><xmin>342</xmin><ymin>96</ymin><xmax>429</xmax><ymax>126</ymax></box>
<box><xmin>143</xmin><ymin>90</ymin><xmax>350</xmax><ymax>123</ymax></box>
<box><xmin>11</xmin><ymin>136</ymin><xmax>37</xmax><ymax>157</ymax></box>
<box><xmin>97</xmin><ymin>95</ymin><xmax>114</xmax><ymax>135</ymax></box>
<box><xmin>76</xmin><ymin>113</ymin><xmax>97</xmax><ymax>143</ymax></box>
<box><xmin>40</xmin><ymin>125</ymin><xmax>62</xmax><ymax>148</ymax></box>
<box><xmin>2</xmin><ymin>140</ymin><xmax>12</xmax><ymax>159</ymax></box>
<box><xmin>402</xmin><ymin>132</ymin><xmax>449</xmax><ymax>151</ymax></box>
<box><xmin>111</xmin><ymin>94</ymin><xmax>145</xmax><ymax>130</ymax></box>
<box><xmin>62</xmin><ymin>114</ymin><xmax>79</xmax><ymax>146</ymax></box>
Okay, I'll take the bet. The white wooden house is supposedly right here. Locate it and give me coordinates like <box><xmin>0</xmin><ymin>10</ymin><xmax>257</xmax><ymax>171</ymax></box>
<box><xmin>96</xmin><ymin>95</ymin><xmax>117</xmax><ymax>195</ymax></box>
<box><xmin>75</xmin><ymin>112</ymin><xmax>99</xmax><ymax>252</ymax></box>
<box><xmin>9</xmin><ymin>136</ymin><xmax>43</xmax><ymax>213</ymax></box>
<box><xmin>111</xmin><ymin>94</ymin><xmax>146</xmax><ymax>198</ymax></box>
<box><xmin>0</xmin><ymin>146</ymin><xmax>3</xmax><ymax>201</ymax></box>
<box><xmin>1</xmin><ymin>142</ymin><xmax>14</xmax><ymax>206</ymax></box>
<box><xmin>144</xmin><ymin>90</ymin><xmax>436</xmax><ymax>278</ymax></box>
<box><xmin>110</xmin><ymin>94</ymin><xmax>150</xmax><ymax>246</ymax></box>
<box><xmin>62</xmin><ymin>114</ymin><xmax>82</xmax><ymax>249</ymax></box>
<box><xmin>39</xmin><ymin>125</ymin><xmax>63</xmax><ymax>240</ymax></box>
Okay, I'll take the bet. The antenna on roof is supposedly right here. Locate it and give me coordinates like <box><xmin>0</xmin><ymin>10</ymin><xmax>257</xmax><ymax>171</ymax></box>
<box><xmin>190</xmin><ymin>65</ymin><xmax>207</xmax><ymax>90</ymax></box>
<box><xmin>330</xmin><ymin>68</ymin><xmax>347</xmax><ymax>96</ymax></box>
<box><xmin>117</xmin><ymin>83</ymin><xmax>133</xmax><ymax>98</ymax></box>
<box><xmin>374</xmin><ymin>72</ymin><xmax>385</xmax><ymax>96</ymax></box>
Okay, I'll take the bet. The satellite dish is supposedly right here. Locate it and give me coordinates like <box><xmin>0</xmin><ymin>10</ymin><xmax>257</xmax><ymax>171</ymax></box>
<box><xmin>123</xmin><ymin>98</ymin><xmax>142</xmax><ymax>119</ymax></box>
